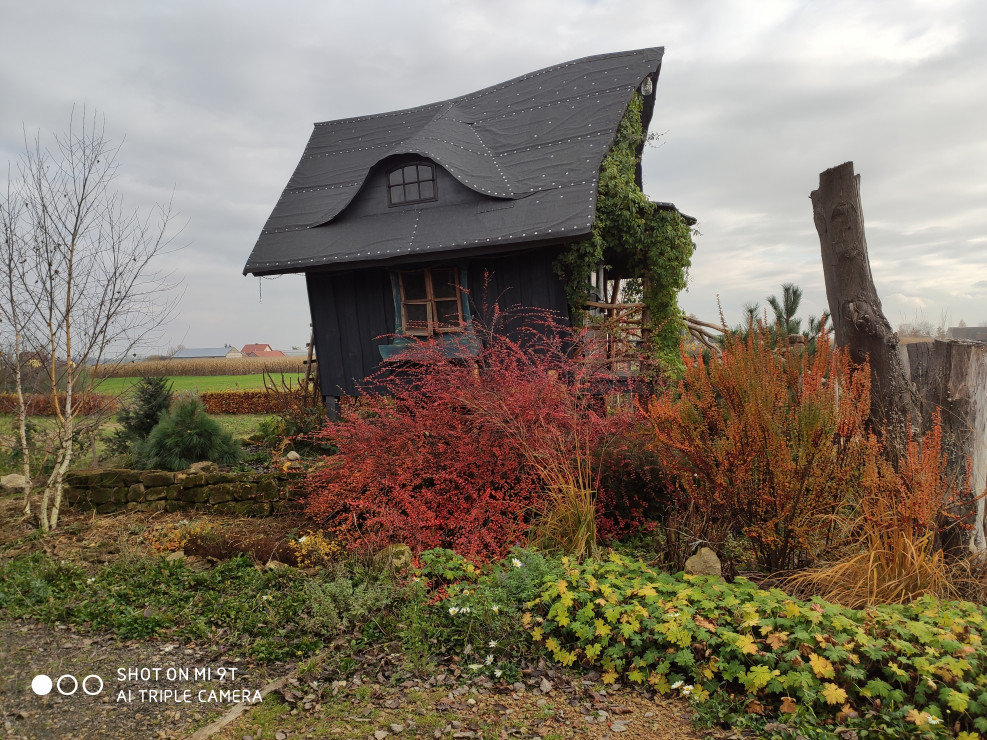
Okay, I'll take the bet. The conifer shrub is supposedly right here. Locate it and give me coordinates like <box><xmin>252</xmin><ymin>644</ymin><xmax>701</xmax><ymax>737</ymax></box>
<box><xmin>303</xmin><ymin>311</ymin><xmax>644</xmax><ymax>560</ymax></box>
<box><xmin>135</xmin><ymin>394</ymin><xmax>241</xmax><ymax>471</ymax></box>
<box><xmin>107</xmin><ymin>376</ymin><xmax>173</xmax><ymax>453</ymax></box>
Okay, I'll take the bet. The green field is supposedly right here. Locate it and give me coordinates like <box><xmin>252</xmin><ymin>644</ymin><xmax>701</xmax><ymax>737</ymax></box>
<box><xmin>94</xmin><ymin>374</ymin><xmax>305</xmax><ymax>397</ymax></box>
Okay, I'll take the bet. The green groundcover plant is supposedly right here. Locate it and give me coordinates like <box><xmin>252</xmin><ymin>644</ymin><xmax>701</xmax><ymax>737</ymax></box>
<box><xmin>525</xmin><ymin>553</ymin><xmax>987</xmax><ymax>738</ymax></box>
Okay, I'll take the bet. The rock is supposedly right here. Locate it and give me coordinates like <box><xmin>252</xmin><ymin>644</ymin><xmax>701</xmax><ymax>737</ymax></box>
<box><xmin>187</xmin><ymin>461</ymin><xmax>219</xmax><ymax>474</ymax></box>
<box><xmin>684</xmin><ymin>547</ymin><xmax>722</xmax><ymax>577</ymax></box>
<box><xmin>376</xmin><ymin>543</ymin><xmax>412</xmax><ymax>570</ymax></box>
<box><xmin>611</xmin><ymin>720</ymin><xmax>629</xmax><ymax>732</ymax></box>
<box><xmin>1</xmin><ymin>473</ymin><xmax>28</xmax><ymax>490</ymax></box>
<box><xmin>286</xmin><ymin>450</ymin><xmax>301</xmax><ymax>461</ymax></box>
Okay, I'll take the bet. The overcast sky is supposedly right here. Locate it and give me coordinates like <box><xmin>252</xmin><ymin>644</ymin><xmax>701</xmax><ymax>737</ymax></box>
<box><xmin>2</xmin><ymin>0</ymin><xmax>985</xmax><ymax>353</ymax></box>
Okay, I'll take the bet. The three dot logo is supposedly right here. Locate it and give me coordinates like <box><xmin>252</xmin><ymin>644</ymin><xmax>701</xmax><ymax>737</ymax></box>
<box><xmin>31</xmin><ymin>674</ymin><xmax>103</xmax><ymax>696</ymax></box>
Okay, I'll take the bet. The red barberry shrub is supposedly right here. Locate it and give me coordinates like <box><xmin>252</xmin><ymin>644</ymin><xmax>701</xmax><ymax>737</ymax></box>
<box><xmin>304</xmin><ymin>307</ymin><xmax>647</xmax><ymax>560</ymax></box>
<box><xmin>644</xmin><ymin>324</ymin><xmax>875</xmax><ymax>572</ymax></box>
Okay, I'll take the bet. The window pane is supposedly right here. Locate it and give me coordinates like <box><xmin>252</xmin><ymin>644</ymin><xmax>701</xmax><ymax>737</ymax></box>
<box><xmin>419</xmin><ymin>180</ymin><xmax>434</xmax><ymax>199</ymax></box>
<box><xmin>401</xmin><ymin>270</ymin><xmax>427</xmax><ymax>301</ymax></box>
<box><xmin>388</xmin><ymin>169</ymin><xmax>403</xmax><ymax>186</ymax></box>
<box><xmin>403</xmin><ymin>165</ymin><xmax>418</xmax><ymax>182</ymax></box>
<box><xmin>404</xmin><ymin>303</ymin><xmax>430</xmax><ymax>332</ymax></box>
<box><xmin>417</xmin><ymin>165</ymin><xmax>433</xmax><ymax>181</ymax></box>
<box><xmin>390</xmin><ymin>185</ymin><xmax>405</xmax><ymax>203</ymax></box>
<box><xmin>431</xmin><ymin>268</ymin><xmax>458</xmax><ymax>299</ymax></box>
<box><xmin>404</xmin><ymin>183</ymin><xmax>420</xmax><ymax>201</ymax></box>
<box><xmin>435</xmin><ymin>300</ymin><xmax>461</xmax><ymax>327</ymax></box>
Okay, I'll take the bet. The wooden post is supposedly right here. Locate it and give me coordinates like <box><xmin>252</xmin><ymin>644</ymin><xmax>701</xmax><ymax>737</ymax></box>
<box><xmin>811</xmin><ymin>162</ymin><xmax>919</xmax><ymax>459</ymax></box>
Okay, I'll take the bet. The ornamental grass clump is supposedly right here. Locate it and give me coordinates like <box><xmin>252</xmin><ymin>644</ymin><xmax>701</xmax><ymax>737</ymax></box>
<box><xmin>645</xmin><ymin>323</ymin><xmax>873</xmax><ymax>571</ymax></box>
<box><xmin>789</xmin><ymin>410</ymin><xmax>976</xmax><ymax>607</ymax></box>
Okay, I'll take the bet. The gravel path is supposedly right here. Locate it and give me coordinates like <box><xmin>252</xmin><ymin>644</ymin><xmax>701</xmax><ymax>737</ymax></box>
<box><xmin>0</xmin><ymin>619</ymin><xmax>293</xmax><ymax>740</ymax></box>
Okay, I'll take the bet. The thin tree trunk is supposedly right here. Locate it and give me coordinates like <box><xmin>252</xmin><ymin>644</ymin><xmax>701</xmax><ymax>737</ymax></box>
<box><xmin>810</xmin><ymin>161</ymin><xmax>919</xmax><ymax>460</ymax></box>
<box><xmin>14</xmin><ymin>342</ymin><xmax>32</xmax><ymax>516</ymax></box>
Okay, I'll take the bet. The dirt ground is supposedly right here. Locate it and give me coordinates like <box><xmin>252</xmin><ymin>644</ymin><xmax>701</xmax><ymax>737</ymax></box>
<box><xmin>0</xmin><ymin>498</ymin><xmax>732</xmax><ymax>740</ymax></box>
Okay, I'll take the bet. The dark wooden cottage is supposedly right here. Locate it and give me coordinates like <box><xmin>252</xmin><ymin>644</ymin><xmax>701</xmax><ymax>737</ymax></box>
<box><xmin>244</xmin><ymin>47</ymin><xmax>678</xmax><ymax>407</ymax></box>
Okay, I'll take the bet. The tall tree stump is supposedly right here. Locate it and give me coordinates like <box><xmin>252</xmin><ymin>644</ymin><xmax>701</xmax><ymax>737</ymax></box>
<box><xmin>811</xmin><ymin>162</ymin><xmax>919</xmax><ymax>459</ymax></box>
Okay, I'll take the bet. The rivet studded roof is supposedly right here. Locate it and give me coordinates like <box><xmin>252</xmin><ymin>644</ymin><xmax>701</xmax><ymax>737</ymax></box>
<box><xmin>244</xmin><ymin>47</ymin><xmax>664</xmax><ymax>275</ymax></box>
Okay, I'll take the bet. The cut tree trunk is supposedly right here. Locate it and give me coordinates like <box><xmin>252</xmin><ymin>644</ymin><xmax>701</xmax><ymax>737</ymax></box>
<box><xmin>810</xmin><ymin>161</ymin><xmax>919</xmax><ymax>460</ymax></box>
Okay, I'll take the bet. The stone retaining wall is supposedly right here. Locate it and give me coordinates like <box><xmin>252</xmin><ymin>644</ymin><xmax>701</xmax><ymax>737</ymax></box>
<box><xmin>64</xmin><ymin>468</ymin><xmax>304</xmax><ymax>516</ymax></box>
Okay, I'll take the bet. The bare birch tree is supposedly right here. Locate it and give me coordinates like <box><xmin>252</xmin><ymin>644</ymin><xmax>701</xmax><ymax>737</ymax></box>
<box><xmin>1</xmin><ymin>108</ymin><xmax>179</xmax><ymax>530</ymax></box>
<box><xmin>0</xmin><ymin>176</ymin><xmax>34</xmax><ymax>514</ymax></box>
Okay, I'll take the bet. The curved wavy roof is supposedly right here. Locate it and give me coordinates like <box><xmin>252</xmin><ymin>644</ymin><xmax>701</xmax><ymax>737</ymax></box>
<box><xmin>245</xmin><ymin>47</ymin><xmax>664</xmax><ymax>275</ymax></box>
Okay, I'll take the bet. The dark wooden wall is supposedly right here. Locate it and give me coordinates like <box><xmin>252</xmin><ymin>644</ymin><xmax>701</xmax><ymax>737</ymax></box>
<box><xmin>306</xmin><ymin>247</ymin><xmax>571</xmax><ymax>398</ymax></box>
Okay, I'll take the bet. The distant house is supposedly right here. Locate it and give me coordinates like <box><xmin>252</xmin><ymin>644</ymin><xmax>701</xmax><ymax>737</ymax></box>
<box><xmin>170</xmin><ymin>347</ymin><xmax>243</xmax><ymax>360</ymax></box>
<box><xmin>241</xmin><ymin>343</ymin><xmax>287</xmax><ymax>358</ymax></box>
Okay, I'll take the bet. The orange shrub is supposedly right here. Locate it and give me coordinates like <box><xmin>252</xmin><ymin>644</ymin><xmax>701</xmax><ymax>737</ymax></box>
<box><xmin>644</xmin><ymin>326</ymin><xmax>873</xmax><ymax>571</ymax></box>
<box><xmin>199</xmin><ymin>390</ymin><xmax>287</xmax><ymax>414</ymax></box>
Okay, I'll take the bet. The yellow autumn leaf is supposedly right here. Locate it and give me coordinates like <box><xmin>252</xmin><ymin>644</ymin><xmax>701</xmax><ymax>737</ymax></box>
<box><xmin>905</xmin><ymin>708</ymin><xmax>931</xmax><ymax>726</ymax></box>
<box><xmin>521</xmin><ymin>612</ymin><xmax>532</xmax><ymax>628</ymax></box>
<box><xmin>736</xmin><ymin>634</ymin><xmax>758</xmax><ymax>655</ymax></box>
<box><xmin>545</xmin><ymin>637</ymin><xmax>559</xmax><ymax>652</ymax></box>
<box><xmin>557</xmin><ymin>580</ymin><xmax>568</xmax><ymax>594</ymax></box>
<box><xmin>821</xmin><ymin>683</ymin><xmax>848</xmax><ymax>705</ymax></box>
<box><xmin>637</xmin><ymin>585</ymin><xmax>657</xmax><ymax>597</ymax></box>
<box><xmin>531</xmin><ymin>627</ymin><xmax>543</xmax><ymax>641</ymax></box>
<box><xmin>766</xmin><ymin>631</ymin><xmax>789</xmax><ymax>650</ymax></box>
<box><xmin>809</xmin><ymin>653</ymin><xmax>835</xmax><ymax>679</ymax></box>
<box><xmin>601</xmin><ymin>671</ymin><xmax>618</xmax><ymax>685</ymax></box>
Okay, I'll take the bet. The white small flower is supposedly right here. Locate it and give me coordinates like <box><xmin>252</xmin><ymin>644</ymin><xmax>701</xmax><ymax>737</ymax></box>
<box><xmin>681</xmin><ymin>685</ymin><xmax>693</xmax><ymax>696</ymax></box>
<box><xmin>298</xmin><ymin>535</ymin><xmax>308</xmax><ymax>543</ymax></box>
<box><xmin>494</xmin><ymin>669</ymin><xmax>503</xmax><ymax>678</ymax></box>
<box><xmin>670</xmin><ymin>680</ymin><xmax>683</xmax><ymax>690</ymax></box>
<box><xmin>86</xmin><ymin>577</ymin><xmax>95</xmax><ymax>585</ymax></box>
<box><xmin>460</xmin><ymin>606</ymin><xmax>471</xmax><ymax>614</ymax></box>
<box><xmin>491</xmin><ymin>605</ymin><xmax>500</xmax><ymax>613</ymax></box>
<box><xmin>449</xmin><ymin>606</ymin><xmax>459</xmax><ymax>615</ymax></box>
<box><xmin>489</xmin><ymin>640</ymin><xmax>497</xmax><ymax>648</ymax></box>
<box><xmin>512</xmin><ymin>558</ymin><xmax>523</xmax><ymax>568</ymax></box>
<box><xmin>668</xmin><ymin>611</ymin><xmax>680</xmax><ymax>618</ymax></box>
<box><xmin>468</xmin><ymin>663</ymin><xmax>483</xmax><ymax>671</ymax></box>
<box><xmin>262</xmin><ymin>594</ymin><xmax>271</xmax><ymax>601</ymax></box>
<box><xmin>485</xmin><ymin>654</ymin><xmax>494</xmax><ymax>665</ymax></box>
<box><xmin>928</xmin><ymin>717</ymin><xmax>942</xmax><ymax>725</ymax></box>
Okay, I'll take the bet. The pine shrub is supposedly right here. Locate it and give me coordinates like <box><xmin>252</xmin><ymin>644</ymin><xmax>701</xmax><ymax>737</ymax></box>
<box><xmin>107</xmin><ymin>376</ymin><xmax>173</xmax><ymax>453</ymax></box>
<box><xmin>135</xmin><ymin>394</ymin><xmax>241</xmax><ymax>471</ymax></box>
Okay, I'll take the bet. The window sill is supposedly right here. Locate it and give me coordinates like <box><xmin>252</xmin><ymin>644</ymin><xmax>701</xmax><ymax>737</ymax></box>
<box><xmin>378</xmin><ymin>332</ymin><xmax>480</xmax><ymax>361</ymax></box>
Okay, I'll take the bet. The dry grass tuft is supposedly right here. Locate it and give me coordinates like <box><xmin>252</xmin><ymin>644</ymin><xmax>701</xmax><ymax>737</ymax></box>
<box><xmin>787</xmin><ymin>525</ymin><xmax>955</xmax><ymax>607</ymax></box>
<box><xmin>529</xmin><ymin>437</ymin><xmax>599</xmax><ymax>561</ymax></box>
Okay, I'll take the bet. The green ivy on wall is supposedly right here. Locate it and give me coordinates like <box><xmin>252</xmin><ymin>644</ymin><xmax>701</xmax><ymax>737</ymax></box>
<box><xmin>554</xmin><ymin>93</ymin><xmax>695</xmax><ymax>372</ymax></box>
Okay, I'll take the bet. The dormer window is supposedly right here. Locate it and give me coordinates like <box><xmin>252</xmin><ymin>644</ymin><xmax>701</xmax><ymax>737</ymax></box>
<box><xmin>388</xmin><ymin>163</ymin><xmax>436</xmax><ymax>206</ymax></box>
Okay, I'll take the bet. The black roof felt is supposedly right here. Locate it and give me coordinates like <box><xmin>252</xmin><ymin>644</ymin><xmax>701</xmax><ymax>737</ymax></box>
<box><xmin>244</xmin><ymin>48</ymin><xmax>665</xmax><ymax>276</ymax></box>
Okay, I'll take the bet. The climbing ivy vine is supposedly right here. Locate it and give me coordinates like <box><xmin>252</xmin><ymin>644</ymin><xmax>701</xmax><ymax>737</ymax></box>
<box><xmin>554</xmin><ymin>93</ymin><xmax>695</xmax><ymax>371</ymax></box>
